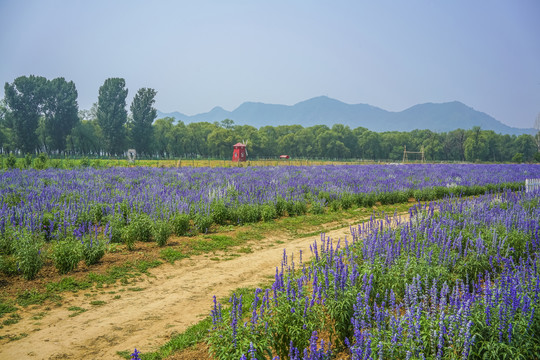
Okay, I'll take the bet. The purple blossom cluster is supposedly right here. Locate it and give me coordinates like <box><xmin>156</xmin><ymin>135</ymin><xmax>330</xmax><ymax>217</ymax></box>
<box><xmin>0</xmin><ymin>164</ymin><xmax>537</xmax><ymax>240</ymax></box>
<box><xmin>209</xmin><ymin>189</ymin><xmax>540</xmax><ymax>359</ymax></box>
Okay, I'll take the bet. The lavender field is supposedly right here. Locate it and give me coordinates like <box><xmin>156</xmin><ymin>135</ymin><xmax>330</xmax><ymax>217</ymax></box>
<box><xmin>209</xmin><ymin>190</ymin><xmax>540</xmax><ymax>359</ymax></box>
<box><xmin>1</xmin><ymin>164</ymin><xmax>537</xmax><ymax>234</ymax></box>
<box><xmin>0</xmin><ymin>164</ymin><xmax>538</xmax><ymax>280</ymax></box>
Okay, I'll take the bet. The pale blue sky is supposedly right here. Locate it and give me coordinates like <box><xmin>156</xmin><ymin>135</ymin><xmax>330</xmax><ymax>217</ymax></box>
<box><xmin>1</xmin><ymin>0</ymin><xmax>539</xmax><ymax>128</ymax></box>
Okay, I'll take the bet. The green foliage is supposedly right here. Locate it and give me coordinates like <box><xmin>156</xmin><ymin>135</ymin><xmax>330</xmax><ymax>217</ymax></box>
<box><xmin>309</xmin><ymin>200</ymin><xmax>325</xmax><ymax>214</ymax></box>
<box><xmin>160</xmin><ymin>248</ymin><xmax>189</xmax><ymax>263</ymax></box>
<box><xmin>274</xmin><ymin>196</ymin><xmax>287</xmax><ymax>217</ymax></box>
<box><xmin>339</xmin><ymin>193</ymin><xmax>354</xmax><ymax>209</ymax></box>
<box><xmin>236</xmin><ymin>204</ymin><xmax>261</xmax><ymax>224</ymax></box>
<box><xmin>89</xmin><ymin>202</ymin><xmax>105</xmax><ymax>223</ymax></box>
<box><xmin>6</xmin><ymin>154</ymin><xmax>16</xmax><ymax>169</ymax></box>
<box><xmin>106</xmin><ymin>214</ymin><xmax>126</xmax><ymax>243</ymax></box>
<box><xmin>122</xmin><ymin>213</ymin><xmax>153</xmax><ymax>249</ymax></box>
<box><xmin>269</xmin><ymin>292</ymin><xmax>324</xmax><ymax>359</ymax></box>
<box><xmin>193</xmin><ymin>213</ymin><xmax>214</xmax><ymax>234</ymax></box>
<box><xmin>0</xmin><ymin>225</ymin><xmax>15</xmax><ymax>255</ymax></box>
<box><xmin>211</xmin><ymin>201</ymin><xmax>229</xmax><ymax>225</ymax></box>
<box><xmin>24</xmin><ymin>153</ymin><xmax>32</xmax><ymax>168</ymax></box>
<box><xmin>260</xmin><ymin>203</ymin><xmax>277</xmax><ymax>221</ymax></box>
<box><xmin>512</xmin><ymin>152</ymin><xmax>524</xmax><ymax>163</ymax></box>
<box><xmin>14</xmin><ymin>231</ymin><xmax>43</xmax><ymax>280</ymax></box>
<box><xmin>82</xmin><ymin>237</ymin><xmax>106</xmax><ymax>266</ymax></box>
<box><xmin>80</xmin><ymin>157</ymin><xmax>90</xmax><ymax>167</ymax></box>
<box><xmin>41</xmin><ymin>211</ymin><xmax>58</xmax><ymax>241</ymax></box>
<box><xmin>153</xmin><ymin>220</ymin><xmax>171</xmax><ymax>247</ymax></box>
<box><xmin>97</xmin><ymin>77</ymin><xmax>128</xmax><ymax>155</ymax></box>
<box><xmin>34</xmin><ymin>153</ymin><xmax>48</xmax><ymax>170</ymax></box>
<box><xmin>0</xmin><ymin>255</ymin><xmax>18</xmax><ymax>276</ymax></box>
<box><xmin>4</xmin><ymin>75</ymin><xmax>47</xmax><ymax>153</ymax></box>
<box><xmin>130</xmin><ymin>87</ymin><xmax>157</xmax><ymax>156</ymax></box>
<box><xmin>290</xmin><ymin>200</ymin><xmax>307</xmax><ymax>216</ymax></box>
<box><xmin>171</xmin><ymin>213</ymin><xmax>190</xmax><ymax>236</ymax></box>
<box><xmin>46</xmin><ymin>276</ymin><xmax>92</xmax><ymax>292</ymax></box>
<box><xmin>51</xmin><ymin>238</ymin><xmax>83</xmax><ymax>274</ymax></box>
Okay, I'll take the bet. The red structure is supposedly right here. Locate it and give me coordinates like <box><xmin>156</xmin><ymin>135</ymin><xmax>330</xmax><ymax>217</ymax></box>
<box><xmin>232</xmin><ymin>143</ymin><xmax>247</xmax><ymax>162</ymax></box>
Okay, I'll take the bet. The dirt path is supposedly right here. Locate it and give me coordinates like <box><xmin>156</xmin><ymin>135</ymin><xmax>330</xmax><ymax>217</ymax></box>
<box><xmin>0</xmin><ymin>215</ymin><xmax>407</xmax><ymax>360</ymax></box>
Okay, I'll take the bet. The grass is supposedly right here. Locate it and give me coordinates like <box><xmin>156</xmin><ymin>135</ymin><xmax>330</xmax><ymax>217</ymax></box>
<box><xmin>160</xmin><ymin>248</ymin><xmax>189</xmax><ymax>263</ymax></box>
<box><xmin>68</xmin><ymin>306</ymin><xmax>87</xmax><ymax>317</ymax></box>
<box><xmin>89</xmin><ymin>300</ymin><xmax>106</xmax><ymax>306</ymax></box>
<box><xmin>16</xmin><ymin>289</ymin><xmax>61</xmax><ymax>307</ymax></box>
<box><xmin>0</xmin><ymin>300</ymin><xmax>17</xmax><ymax>318</ymax></box>
<box><xmin>2</xmin><ymin>313</ymin><xmax>21</xmax><ymax>326</ymax></box>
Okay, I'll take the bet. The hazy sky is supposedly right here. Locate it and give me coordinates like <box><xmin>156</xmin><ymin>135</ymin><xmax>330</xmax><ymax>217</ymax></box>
<box><xmin>1</xmin><ymin>0</ymin><xmax>539</xmax><ymax>128</ymax></box>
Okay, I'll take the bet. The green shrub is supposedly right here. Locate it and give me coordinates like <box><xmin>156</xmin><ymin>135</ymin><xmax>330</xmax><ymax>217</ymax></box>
<box><xmin>0</xmin><ymin>255</ymin><xmax>18</xmax><ymax>276</ymax></box>
<box><xmin>194</xmin><ymin>213</ymin><xmax>213</xmax><ymax>234</ymax></box>
<box><xmin>291</xmin><ymin>201</ymin><xmax>307</xmax><ymax>216</ymax></box>
<box><xmin>121</xmin><ymin>213</ymin><xmax>153</xmax><ymax>250</ymax></box>
<box><xmin>127</xmin><ymin>214</ymin><xmax>153</xmax><ymax>242</ymax></box>
<box><xmin>6</xmin><ymin>154</ymin><xmax>16</xmax><ymax>169</ymax></box>
<box><xmin>92</xmin><ymin>159</ymin><xmax>102</xmax><ymax>168</ymax></box>
<box><xmin>51</xmin><ymin>238</ymin><xmax>83</xmax><ymax>274</ymax></box>
<box><xmin>48</xmin><ymin>159</ymin><xmax>63</xmax><ymax>168</ymax></box>
<box><xmin>211</xmin><ymin>201</ymin><xmax>229</xmax><ymax>225</ymax></box>
<box><xmin>153</xmin><ymin>220</ymin><xmax>171</xmax><ymax>247</ymax></box>
<box><xmin>0</xmin><ymin>225</ymin><xmax>15</xmax><ymax>255</ymax></box>
<box><xmin>260</xmin><ymin>204</ymin><xmax>277</xmax><ymax>221</ymax></box>
<box><xmin>24</xmin><ymin>153</ymin><xmax>32</xmax><ymax>168</ymax></box>
<box><xmin>34</xmin><ymin>152</ymin><xmax>48</xmax><ymax>169</ymax></box>
<box><xmin>339</xmin><ymin>193</ymin><xmax>354</xmax><ymax>209</ymax></box>
<box><xmin>82</xmin><ymin>237</ymin><xmax>106</xmax><ymax>266</ymax></box>
<box><xmin>274</xmin><ymin>196</ymin><xmax>287</xmax><ymax>217</ymax></box>
<box><xmin>106</xmin><ymin>214</ymin><xmax>126</xmax><ymax>243</ymax></box>
<box><xmin>329</xmin><ymin>200</ymin><xmax>341</xmax><ymax>212</ymax></box>
<box><xmin>89</xmin><ymin>203</ymin><xmax>105</xmax><ymax>223</ymax></box>
<box><xmin>310</xmin><ymin>200</ymin><xmax>325</xmax><ymax>215</ymax></box>
<box><xmin>41</xmin><ymin>212</ymin><xmax>58</xmax><ymax>241</ymax></box>
<box><xmin>172</xmin><ymin>213</ymin><xmax>190</xmax><ymax>236</ymax></box>
<box><xmin>14</xmin><ymin>231</ymin><xmax>43</xmax><ymax>280</ymax></box>
<box><xmin>80</xmin><ymin>157</ymin><xmax>90</xmax><ymax>167</ymax></box>
<box><xmin>236</xmin><ymin>204</ymin><xmax>261</xmax><ymax>224</ymax></box>
<box><xmin>122</xmin><ymin>226</ymin><xmax>137</xmax><ymax>250</ymax></box>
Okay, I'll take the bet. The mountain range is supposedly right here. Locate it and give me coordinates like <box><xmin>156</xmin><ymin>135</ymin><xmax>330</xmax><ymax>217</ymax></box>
<box><xmin>157</xmin><ymin>96</ymin><xmax>535</xmax><ymax>135</ymax></box>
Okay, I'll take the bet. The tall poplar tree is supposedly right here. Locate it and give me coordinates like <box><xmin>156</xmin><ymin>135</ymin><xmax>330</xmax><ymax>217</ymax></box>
<box><xmin>4</xmin><ymin>75</ymin><xmax>47</xmax><ymax>153</ymax></box>
<box><xmin>97</xmin><ymin>78</ymin><xmax>128</xmax><ymax>155</ymax></box>
<box><xmin>130</xmin><ymin>88</ymin><xmax>157</xmax><ymax>155</ymax></box>
<box><xmin>43</xmin><ymin>78</ymin><xmax>79</xmax><ymax>152</ymax></box>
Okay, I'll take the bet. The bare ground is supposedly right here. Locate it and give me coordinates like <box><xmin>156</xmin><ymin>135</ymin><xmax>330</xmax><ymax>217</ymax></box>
<box><xmin>0</xmin><ymin>213</ymin><xmax>408</xmax><ymax>360</ymax></box>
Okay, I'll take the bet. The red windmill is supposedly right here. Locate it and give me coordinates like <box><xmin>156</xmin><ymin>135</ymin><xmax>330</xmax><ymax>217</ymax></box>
<box><xmin>232</xmin><ymin>142</ymin><xmax>247</xmax><ymax>162</ymax></box>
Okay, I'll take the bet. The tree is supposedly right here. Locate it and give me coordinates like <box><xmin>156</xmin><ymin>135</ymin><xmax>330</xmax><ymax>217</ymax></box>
<box><xmin>4</xmin><ymin>75</ymin><xmax>47</xmax><ymax>153</ymax></box>
<box><xmin>153</xmin><ymin>117</ymin><xmax>175</xmax><ymax>157</ymax></box>
<box><xmin>67</xmin><ymin>120</ymin><xmax>102</xmax><ymax>155</ymax></box>
<box><xmin>97</xmin><ymin>78</ymin><xmax>128</xmax><ymax>155</ymax></box>
<box><xmin>130</xmin><ymin>88</ymin><xmax>157</xmax><ymax>156</ymax></box>
<box><xmin>43</xmin><ymin>78</ymin><xmax>79</xmax><ymax>153</ymax></box>
<box><xmin>464</xmin><ymin>126</ymin><xmax>487</xmax><ymax>162</ymax></box>
<box><xmin>207</xmin><ymin>127</ymin><xmax>235</xmax><ymax>157</ymax></box>
<box><xmin>358</xmin><ymin>131</ymin><xmax>381</xmax><ymax>160</ymax></box>
<box><xmin>515</xmin><ymin>134</ymin><xmax>537</xmax><ymax>162</ymax></box>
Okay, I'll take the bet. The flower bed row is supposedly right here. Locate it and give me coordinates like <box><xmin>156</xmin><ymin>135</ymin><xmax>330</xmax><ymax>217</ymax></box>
<box><xmin>0</xmin><ymin>164</ymin><xmax>538</xmax><ymax>280</ymax></box>
<box><xmin>208</xmin><ymin>189</ymin><xmax>540</xmax><ymax>359</ymax></box>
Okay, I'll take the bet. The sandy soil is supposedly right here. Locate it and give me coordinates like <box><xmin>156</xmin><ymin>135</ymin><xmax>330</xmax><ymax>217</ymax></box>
<box><xmin>0</xmin><ymin>214</ymin><xmax>407</xmax><ymax>360</ymax></box>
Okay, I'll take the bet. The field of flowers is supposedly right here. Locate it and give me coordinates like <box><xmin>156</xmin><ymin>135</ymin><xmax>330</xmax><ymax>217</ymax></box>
<box><xmin>0</xmin><ymin>164</ymin><xmax>538</xmax><ymax>280</ymax></box>
<box><xmin>208</xmin><ymin>189</ymin><xmax>540</xmax><ymax>359</ymax></box>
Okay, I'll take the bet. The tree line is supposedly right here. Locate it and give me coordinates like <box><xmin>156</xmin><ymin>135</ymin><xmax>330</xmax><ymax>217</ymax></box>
<box><xmin>1</xmin><ymin>75</ymin><xmax>539</xmax><ymax>162</ymax></box>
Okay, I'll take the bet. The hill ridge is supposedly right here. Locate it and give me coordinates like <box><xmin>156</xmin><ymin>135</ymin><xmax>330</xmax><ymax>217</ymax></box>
<box><xmin>156</xmin><ymin>97</ymin><xmax>534</xmax><ymax>135</ymax></box>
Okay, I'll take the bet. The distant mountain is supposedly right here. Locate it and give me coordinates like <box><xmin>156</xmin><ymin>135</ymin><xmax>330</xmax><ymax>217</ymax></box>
<box><xmin>157</xmin><ymin>96</ymin><xmax>535</xmax><ymax>135</ymax></box>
